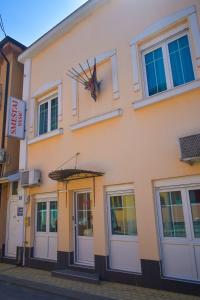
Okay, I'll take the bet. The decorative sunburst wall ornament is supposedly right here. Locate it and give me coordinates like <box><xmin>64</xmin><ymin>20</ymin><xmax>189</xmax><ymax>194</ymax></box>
<box><xmin>67</xmin><ymin>58</ymin><xmax>101</xmax><ymax>101</ymax></box>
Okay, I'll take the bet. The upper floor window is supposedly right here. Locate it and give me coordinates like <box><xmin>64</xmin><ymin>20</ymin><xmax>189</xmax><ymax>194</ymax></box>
<box><xmin>38</xmin><ymin>95</ymin><xmax>58</xmax><ymax>135</ymax></box>
<box><xmin>143</xmin><ymin>33</ymin><xmax>195</xmax><ymax>97</ymax></box>
<box><xmin>130</xmin><ymin>6</ymin><xmax>200</xmax><ymax>109</ymax></box>
<box><xmin>11</xmin><ymin>181</ymin><xmax>18</xmax><ymax>196</ymax></box>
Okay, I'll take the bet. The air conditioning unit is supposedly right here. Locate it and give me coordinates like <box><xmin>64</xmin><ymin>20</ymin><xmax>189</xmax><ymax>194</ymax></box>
<box><xmin>179</xmin><ymin>133</ymin><xmax>200</xmax><ymax>164</ymax></box>
<box><xmin>0</xmin><ymin>149</ymin><xmax>6</xmax><ymax>163</ymax></box>
<box><xmin>20</xmin><ymin>169</ymin><xmax>41</xmax><ymax>187</ymax></box>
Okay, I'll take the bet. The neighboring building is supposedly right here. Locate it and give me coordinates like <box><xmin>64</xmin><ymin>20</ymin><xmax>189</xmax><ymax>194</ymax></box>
<box><xmin>0</xmin><ymin>36</ymin><xmax>26</xmax><ymax>260</ymax></box>
<box><xmin>17</xmin><ymin>0</ymin><xmax>200</xmax><ymax>294</ymax></box>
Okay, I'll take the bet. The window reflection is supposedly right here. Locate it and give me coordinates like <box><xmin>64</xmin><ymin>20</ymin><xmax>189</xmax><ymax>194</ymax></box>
<box><xmin>37</xmin><ymin>202</ymin><xmax>46</xmax><ymax>232</ymax></box>
<box><xmin>189</xmin><ymin>190</ymin><xmax>200</xmax><ymax>238</ymax></box>
<box><xmin>160</xmin><ymin>191</ymin><xmax>186</xmax><ymax>237</ymax></box>
<box><xmin>110</xmin><ymin>194</ymin><xmax>137</xmax><ymax>236</ymax></box>
<box><xmin>77</xmin><ymin>192</ymin><xmax>93</xmax><ymax>237</ymax></box>
<box><xmin>49</xmin><ymin>201</ymin><xmax>57</xmax><ymax>232</ymax></box>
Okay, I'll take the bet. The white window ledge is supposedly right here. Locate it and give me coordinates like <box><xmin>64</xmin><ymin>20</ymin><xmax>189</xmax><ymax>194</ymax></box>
<box><xmin>70</xmin><ymin>109</ymin><xmax>123</xmax><ymax>131</ymax></box>
<box><xmin>28</xmin><ymin>128</ymin><xmax>63</xmax><ymax>145</ymax></box>
<box><xmin>133</xmin><ymin>80</ymin><xmax>200</xmax><ymax>110</ymax></box>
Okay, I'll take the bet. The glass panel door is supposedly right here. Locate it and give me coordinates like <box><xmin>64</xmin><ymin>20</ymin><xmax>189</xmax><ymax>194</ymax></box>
<box><xmin>188</xmin><ymin>189</ymin><xmax>200</xmax><ymax>239</ymax></box>
<box><xmin>159</xmin><ymin>191</ymin><xmax>186</xmax><ymax>238</ymax></box>
<box><xmin>35</xmin><ymin>200</ymin><xmax>57</xmax><ymax>260</ymax></box>
<box><xmin>49</xmin><ymin>201</ymin><xmax>58</xmax><ymax>233</ymax></box>
<box><xmin>37</xmin><ymin>202</ymin><xmax>47</xmax><ymax>232</ymax></box>
<box><xmin>108</xmin><ymin>192</ymin><xmax>141</xmax><ymax>273</ymax></box>
<box><xmin>75</xmin><ymin>191</ymin><xmax>94</xmax><ymax>265</ymax></box>
<box><xmin>158</xmin><ymin>188</ymin><xmax>198</xmax><ymax>281</ymax></box>
<box><xmin>110</xmin><ymin>193</ymin><xmax>137</xmax><ymax>236</ymax></box>
<box><xmin>77</xmin><ymin>192</ymin><xmax>93</xmax><ymax>237</ymax></box>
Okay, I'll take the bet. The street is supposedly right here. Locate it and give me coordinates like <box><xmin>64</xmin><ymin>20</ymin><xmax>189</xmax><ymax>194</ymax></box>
<box><xmin>0</xmin><ymin>281</ymin><xmax>72</xmax><ymax>300</ymax></box>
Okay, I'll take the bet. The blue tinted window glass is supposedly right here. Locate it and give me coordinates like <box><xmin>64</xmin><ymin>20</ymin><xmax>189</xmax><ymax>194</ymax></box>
<box><xmin>179</xmin><ymin>35</ymin><xmax>188</xmax><ymax>48</ymax></box>
<box><xmin>155</xmin><ymin>59</ymin><xmax>167</xmax><ymax>93</ymax></box>
<box><xmin>181</xmin><ymin>47</ymin><xmax>195</xmax><ymax>83</ymax></box>
<box><xmin>168</xmin><ymin>40</ymin><xmax>178</xmax><ymax>54</ymax></box>
<box><xmin>51</xmin><ymin>98</ymin><xmax>58</xmax><ymax>131</ymax></box>
<box><xmin>39</xmin><ymin>102</ymin><xmax>48</xmax><ymax>135</ymax></box>
<box><xmin>169</xmin><ymin>52</ymin><xmax>184</xmax><ymax>86</ymax></box>
<box><xmin>145</xmin><ymin>52</ymin><xmax>153</xmax><ymax>64</ymax></box>
<box><xmin>154</xmin><ymin>48</ymin><xmax>162</xmax><ymax>59</ymax></box>
<box><xmin>146</xmin><ymin>62</ymin><xmax>157</xmax><ymax>96</ymax></box>
<box><xmin>145</xmin><ymin>47</ymin><xmax>167</xmax><ymax>96</ymax></box>
<box><xmin>168</xmin><ymin>35</ymin><xmax>194</xmax><ymax>87</ymax></box>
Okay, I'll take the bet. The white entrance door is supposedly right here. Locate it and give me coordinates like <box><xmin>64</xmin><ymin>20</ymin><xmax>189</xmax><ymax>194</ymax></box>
<box><xmin>35</xmin><ymin>199</ymin><xmax>57</xmax><ymax>261</ymax></box>
<box><xmin>6</xmin><ymin>200</ymin><xmax>18</xmax><ymax>257</ymax></box>
<box><xmin>6</xmin><ymin>182</ymin><xmax>20</xmax><ymax>258</ymax></box>
<box><xmin>157</xmin><ymin>186</ymin><xmax>200</xmax><ymax>281</ymax></box>
<box><xmin>74</xmin><ymin>191</ymin><xmax>94</xmax><ymax>266</ymax></box>
<box><xmin>108</xmin><ymin>191</ymin><xmax>141</xmax><ymax>273</ymax></box>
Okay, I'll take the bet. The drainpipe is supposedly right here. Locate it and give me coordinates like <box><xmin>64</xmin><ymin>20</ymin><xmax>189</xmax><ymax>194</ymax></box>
<box><xmin>0</xmin><ymin>49</ymin><xmax>10</xmax><ymax>150</ymax></box>
<box><xmin>0</xmin><ymin>49</ymin><xmax>9</xmax><ymax>258</ymax></box>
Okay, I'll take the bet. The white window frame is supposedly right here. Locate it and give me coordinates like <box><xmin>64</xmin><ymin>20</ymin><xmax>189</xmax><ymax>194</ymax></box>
<box><xmin>107</xmin><ymin>189</ymin><xmax>138</xmax><ymax>241</ymax></box>
<box><xmin>142</xmin><ymin>30</ymin><xmax>196</xmax><ymax>97</ymax></box>
<box><xmin>10</xmin><ymin>181</ymin><xmax>18</xmax><ymax>198</ymax></box>
<box><xmin>130</xmin><ymin>6</ymin><xmax>200</xmax><ymax>109</ymax></box>
<box><xmin>35</xmin><ymin>196</ymin><xmax>58</xmax><ymax>234</ymax></box>
<box><xmin>28</xmin><ymin>80</ymin><xmax>63</xmax><ymax>144</ymax></box>
<box><xmin>37</xmin><ymin>91</ymin><xmax>58</xmax><ymax>136</ymax></box>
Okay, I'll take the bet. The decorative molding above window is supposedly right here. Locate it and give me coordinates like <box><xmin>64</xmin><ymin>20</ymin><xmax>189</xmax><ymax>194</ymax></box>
<box><xmin>31</xmin><ymin>80</ymin><xmax>62</xmax><ymax>98</ymax></box>
<box><xmin>130</xmin><ymin>6</ymin><xmax>200</xmax><ymax>94</ymax></box>
<box><xmin>71</xmin><ymin>49</ymin><xmax>120</xmax><ymax>116</ymax></box>
<box><xmin>70</xmin><ymin>108</ymin><xmax>122</xmax><ymax>131</ymax></box>
<box><xmin>105</xmin><ymin>183</ymin><xmax>134</xmax><ymax>193</ymax></box>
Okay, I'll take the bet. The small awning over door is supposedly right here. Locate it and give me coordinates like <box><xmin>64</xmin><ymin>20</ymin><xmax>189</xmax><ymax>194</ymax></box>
<box><xmin>7</xmin><ymin>172</ymin><xmax>20</xmax><ymax>182</ymax></box>
<box><xmin>48</xmin><ymin>169</ymin><xmax>104</xmax><ymax>182</ymax></box>
<box><xmin>0</xmin><ymin>171</ymin><xmax>20</xmax><ymax>184</ymax></box>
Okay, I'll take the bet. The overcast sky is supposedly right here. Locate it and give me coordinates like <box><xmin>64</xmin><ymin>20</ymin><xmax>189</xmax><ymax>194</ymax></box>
<box><xmin>0</xmin><ymin>0</ymin><xmax>87</xmax><ymax>46</ymax></box>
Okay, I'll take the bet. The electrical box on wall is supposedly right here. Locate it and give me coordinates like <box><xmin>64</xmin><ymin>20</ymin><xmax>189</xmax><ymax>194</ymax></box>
<box><xmin>179</xmin><ymin>134</ymin><xmax>200</xmax><ymax>164</ymax></box>
<box><xmin>21</xmin><ymin>169</ymin><xmax>41</xmax><ymax>187</ymax></box>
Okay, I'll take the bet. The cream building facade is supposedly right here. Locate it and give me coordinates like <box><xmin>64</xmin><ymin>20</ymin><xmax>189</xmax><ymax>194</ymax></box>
<box><xmin>16</xmin><ymin>0</ymin><xmax>200</xmax><ymax>294</ymax></box>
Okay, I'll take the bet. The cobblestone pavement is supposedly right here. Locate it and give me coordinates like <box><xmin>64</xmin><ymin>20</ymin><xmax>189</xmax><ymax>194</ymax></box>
<box><xmin>0</xmin><ymin>263</ymin><xmax>199</xmax><ymax>300</ymax></box>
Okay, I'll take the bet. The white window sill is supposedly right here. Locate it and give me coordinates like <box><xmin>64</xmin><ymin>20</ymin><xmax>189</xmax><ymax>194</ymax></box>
<box><xmin>70</xmin><ymin>109</ymin><xmax>123</xmax><ymax>131</ymax></box>
<box><xmin>28</xmin><ymin>128</ymin><xmax>63</xmax><ymax>145</ymax></box>
<box><xmin>132</xmin><ymin>79</ymin><xmax>200</xmax><ymax>110</ymax></box>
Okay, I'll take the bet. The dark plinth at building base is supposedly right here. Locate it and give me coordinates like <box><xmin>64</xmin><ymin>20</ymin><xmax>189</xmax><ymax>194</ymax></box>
<box><xmin>23</xmin><ymin>247</ymin><xmax>57</xmax><ymax>271</ymax></box>
<box><xmin>94</xmin><ymin>256</ymin><xmax>200</xmax><ymax>296</ymax></box>
<box><xmin>0</xmin><ymin>248</ymin><xmax>200</xmax><ymax>296</ymax></box>
<box><xmin>141</xmin><ymin>259</ymin><xmax>162</xmax><ymax>288</ymax></box>
<box><xmin>1</xmin><ymin>244</ymin><xmax>5</xmax><ymax>257</ymax></box>
<box><xmin>57</xmin><ymin>251</ymin><xmax>73</xmax><ymax>269</ymax></box>
<box><xmin>95</xmin><ymin>255</ymin><xmax>143</xmax><ymax>285</ymax></box>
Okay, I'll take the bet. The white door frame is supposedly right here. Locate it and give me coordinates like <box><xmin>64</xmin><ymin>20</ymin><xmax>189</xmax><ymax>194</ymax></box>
<box><xmin>34</xmin><ymin>196</ymin><xmax>57</xmax><ymax>260</ymax></box>
<box><xmin>5</xmin><ymin>183</ymin><xmax>19</xmax><ymax>258</ymax></box>
<box><xmin>73</xmin><ymin>189</ymin><xmax>94</xmax><ymax>266</ymax></box>
<box><xmin>156</xmin><ymin>184</ymin><xmax>200</xmax><ymax>281</ymax></box>
<box><xmin>107</xmin><ymin>189</ymin><xmax>141</xmax><ymax>273</ymax></box>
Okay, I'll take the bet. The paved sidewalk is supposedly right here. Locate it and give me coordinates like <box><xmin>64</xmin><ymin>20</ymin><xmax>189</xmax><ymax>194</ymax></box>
<box><xmin>0</xmin><ymin>263</ymin><xmax>199</xmax><ymax>300</ymax></box>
